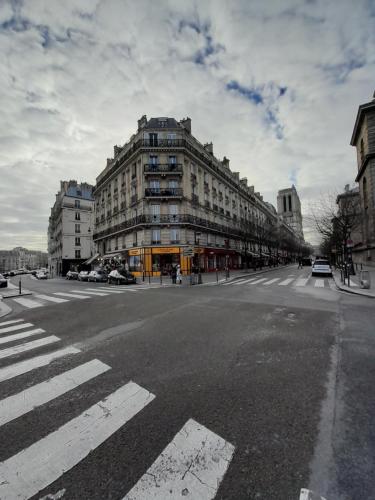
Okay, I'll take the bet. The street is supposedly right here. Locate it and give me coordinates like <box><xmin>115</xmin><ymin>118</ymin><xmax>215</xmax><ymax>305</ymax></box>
<box><xmin>0</xmin><ymin>268</ymin><xmax>374</xmax><ymax>500</ymax></box>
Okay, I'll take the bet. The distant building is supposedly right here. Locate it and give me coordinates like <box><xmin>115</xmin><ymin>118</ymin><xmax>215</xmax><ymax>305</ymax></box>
<box><xmin>350</xmin><ymin>91</ymin><xmax>375</xmax><ymax>265</ymax></box>
<box><xmin>277</xmin><ymin>185</ymin><xmax>304</xmax><ymax>240</ymax></box>
<box><xmin>0</xmin><ymin>247</ymin><xmax>48</xmax><ymax>273</ymax></box>
<box><xmin>336</xmin><ymin>185</ymin><xmax>363</xmax><ymax>252</ymax></box>
<box><xmin>48</xmin><ymin>180</ymin><xmax>95</xmax><ymax>276</ymax></box>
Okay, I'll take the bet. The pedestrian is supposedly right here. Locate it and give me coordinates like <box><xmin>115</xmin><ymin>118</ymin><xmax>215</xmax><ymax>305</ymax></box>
<box><xmin>298</xmin><ymin>257</ymin><xmax>303</xmax><ymax>269</ymax></box>
<box><xmin>176</xmin><ymin>264</ymin><xmax>182</xmax><ymax>284</ymax></box>
<box><xmin>171</xmin><ymin>265</ymin><xmax>177</xmax><ymax>284</ymax></box>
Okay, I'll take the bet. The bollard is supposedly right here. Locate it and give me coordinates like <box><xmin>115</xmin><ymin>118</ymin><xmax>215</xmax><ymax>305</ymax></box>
<box><xmin>142</xmin><ymin>271</ymin><xmax>145</xmax><ymax>282</ymax></box>
<box><xmin>160</xmin><ymin>273</ymin><xmax>162</xmax><ymax>285</ymax></box>
<box><xmin>148</xmin><ymin>273</ymin><xmax>151</xmax><ymax>284</ymax></box>
<box><xmin>19</xmin><ymin>278</ymin><xmax>21</xmax><ymax>295</ymax></box>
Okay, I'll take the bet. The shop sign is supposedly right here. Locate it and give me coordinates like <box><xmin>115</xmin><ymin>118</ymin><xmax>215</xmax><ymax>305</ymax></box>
<box><xmin>183</xmin><ymin>246</ymin><xmax>194</xmax><ymax>257</ymax></box>
<box><xmin>128</xmin><ymin>249</ymin><xmax>141</xmax><ymax>256</ymax></box>
<box><xmin>152</xmin><ymin>247</ymin><xmax>179</xmax><ymax>254</ymax></box>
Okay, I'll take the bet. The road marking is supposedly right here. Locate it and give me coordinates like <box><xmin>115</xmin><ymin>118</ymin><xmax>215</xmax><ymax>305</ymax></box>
<box><xmin>0</xmin><ymin>328</ymin><xmax>45</xmax><ymax>345</ymax></box>
<box><xmin>87</xmin><ymin>288</ymin><xmax>124</xmax><ymax>294</ymax></box>
<box><xmin>263</xmin><ymin>278</ymin><xmax>280</xmax><ymax>285</ymax></box>
<box><xmin>249</xmin><ymin>278</ymin><xmax>268</xmax><ymax>284</ymax></box>
<box><xmin>0</xmin><ymin>322</ymin><xmax>34</xmax><ymax>334</ymax></box>
<box><xmin>278</xmin><ymin>278</ymin><xmax>294</xmax><ymax>286</ymax></box>
<box><xmin>0</xmin><ymin>336</ymin><xmax>60</xmax><ymax>360</ymax></box>
<box><xmin>295</xmin><ymin>279</ymin><xmax>309</xmax><ymax>287</ymax></box>
<box><xmin>74</xmin><ymin>290</ymin><xmax>110</xmax><ymax>296</ymax></box>
<box><xmin>0</xmin><ymin>382</ymin><xmax>155</xmax><ymax>500</ymax></box>
<box><xmin>106</xmin><ymin>287</ymin><xmax>139</xmax><ymax>292</ymax></box>
<box><xmin>108</xmin><ymin>286</ymin><xmax>140</xmax><ymax>291</ymax></box>
<box><xmin>0</xmin><ymin>359</ymin><xmax>110</xmax><ymax>427</ymax></box>
<box><xmin>124</xmin><ymin>418</ymin><xmax>235</xmax><ymax>500</ymax></box>
<box><xmin>0</xmin><ymin>319</ymin><xmax>25</xmax><ymax>327</ymax></box>
<box><xmin>314</xmin><ymin>280</ymin><xmax>325</xmax><ymax>287</ymax></box>
<box><xmin>0</xmin><ymin>346</ymin><xmax>81</xmax><ymax>383</ymax></box>
<box><xmin>35</xmin><ymin>294</ymin><xmax>70</xmax><ymax>303</ymax></box>
<box><xmin>12</xmin><ymin>297</ymin><xmax>43</xmax><ymax>309</ymax></box>
<box><xmin>232</xmin><ymin>278</ymin><xmax>258</xmax><ymax>285</ymax></box>
<box><xmin>53</xmin><ymin>292</ymin><xmax>90</xmax><ymax>299</ymax></box>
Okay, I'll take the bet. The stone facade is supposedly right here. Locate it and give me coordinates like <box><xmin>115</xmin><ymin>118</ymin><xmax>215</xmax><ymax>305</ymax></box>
<box><xmin>277</xmin><ymin>185</ymin><xmax>304</xmax><ymax>241</ymax></box>
<box><xmin>350</xmin><ymin>92</ymin><xmax>375</xmax><ymax>265</ymax></box>
<box><xmin>0</xmin><ymin>247</ymin><xmax>47</xmax><ymax>273</ymax></box>
<box><xmin>48</xmin><ymin>181</ymin><xmax>95</xmax><ymax>276</ymax></box>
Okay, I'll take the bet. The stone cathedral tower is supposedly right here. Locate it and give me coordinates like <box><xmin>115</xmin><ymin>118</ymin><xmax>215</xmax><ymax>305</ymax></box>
<box><xmin>277</xmin><ymin>185</ymin><xmax>304</xmax><ymax>240</ymax></box>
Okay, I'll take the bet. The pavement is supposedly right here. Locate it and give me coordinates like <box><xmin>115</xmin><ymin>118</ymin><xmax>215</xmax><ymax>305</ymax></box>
<box><xmin>332</xmin><ymin>265</ymin><xmax>375</xmax><ymax>298</ymax></box>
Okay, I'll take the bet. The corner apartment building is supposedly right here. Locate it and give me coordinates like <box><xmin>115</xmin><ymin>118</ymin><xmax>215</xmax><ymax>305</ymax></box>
<box><xmin>277</xmin><ymin>185</ymin><xmax>304</xmax><ymax>241</ymax></box>
<box><xmin>93</xmin><ymin>116</ymin><xmax>299</xmax><ymax>275</ymax></box>
<box><xmin>48</xmin><ymin>180</ymin><xmax>94</xmax><ymax>276</ymax></box>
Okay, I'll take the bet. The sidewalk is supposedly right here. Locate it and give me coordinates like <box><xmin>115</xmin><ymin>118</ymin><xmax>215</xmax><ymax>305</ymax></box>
<box><xmin>332</xmin><ymin>266</ymin><xmax>375</xmax><ymax>299</ymax></box>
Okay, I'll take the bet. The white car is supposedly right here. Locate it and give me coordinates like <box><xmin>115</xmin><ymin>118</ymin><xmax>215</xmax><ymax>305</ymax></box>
<box><xmin>311</xmin><ymin>259</ymin><xmax>332</xmax><ymax>277</ymax></box>
<box><xmin>36</xmin><ymin>271</ymin><xmax>48</xmax><ymax>280</ymax></box>
<box><xmin>78</xmin><ymin>271</ymin><xmax>90</xmax><ymax>281</ymax></box>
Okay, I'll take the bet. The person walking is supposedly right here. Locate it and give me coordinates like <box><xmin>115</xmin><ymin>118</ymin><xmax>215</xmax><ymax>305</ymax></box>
<box><xmin>176</xmin><ymin>264</ymin><xmax>182</xmax><ymax>284</ymax></box>
<box><xmin>298</xmin><ymin>257</ymin><xmax>303</xmax><ymax>269</ymax></box>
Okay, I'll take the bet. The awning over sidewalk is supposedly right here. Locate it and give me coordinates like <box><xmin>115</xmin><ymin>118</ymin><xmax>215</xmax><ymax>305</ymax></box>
<box><xmin>83</xmin><ymin>253</ymin><xmax>100</xmax><ymax>265</ymax></box>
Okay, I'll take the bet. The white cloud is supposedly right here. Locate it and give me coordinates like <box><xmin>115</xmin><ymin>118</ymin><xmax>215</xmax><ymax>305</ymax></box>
<box><xmin>0</xmin><ymin>0</ymin><xmax>374</xmax><ymax>249</ymax></box>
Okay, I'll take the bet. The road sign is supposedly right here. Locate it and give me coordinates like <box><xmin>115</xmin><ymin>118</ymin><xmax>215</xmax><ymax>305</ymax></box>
<box><xmin>183</xmin><ymin>247</ymin><xmax>194</xmax><ymax>257</ymax></box>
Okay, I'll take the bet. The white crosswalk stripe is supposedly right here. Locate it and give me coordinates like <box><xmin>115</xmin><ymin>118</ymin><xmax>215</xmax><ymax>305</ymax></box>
<box><xmin>0</xmin><ymin>382</ymin><xmax>155</xmax><ymax>500</ymax></box>
<box><xmin>314</xmin><ymin>279</ymin><xmax>325</xmax><ymax>287</ymax></box>
<box><xmin>263</xmin><ymin>278</ymin><xmax>280</xmax><ymax>285</ymax></box>
<box><xmin>35</xmin><ymin>294</ymin><xmax>70</xmax><ymax>303</ymax></box>
<box><xmin>295</xmin><ymin>278</ymin><xmax>309</xmax><ymax>287</ymax></box>
<box><xmin>249</xmin><ymin>278</ymin><xmax>268</xmax><ymax>285</ymax></box>
<box><xmin>53</xmin><ymin>292</ymin><xmax>90</xmax><ymax>299</ymax></box>
<box><xmin>0</xmin><ymin>328</ymin><xmax>45</xmax><ymax>345</ymax></box>
<box><xmin>0</xmin><ymin>336</ymin><xmax>60</xmax><ymax>360</ymax></box>
<box><xmin>0</xmin><ymin>322</ymin><xmax>34</xmax><ymax>334</ymax></box>
<box><xmin>85</xmin><ymin>288</ymin><xmax>124</xmax><ymax>294</ymax></box>
<box><xmin>12</xmin><ymin>297</ymin><xmax>43</xmax><ymax>309</ymax></box>
<box><xmin>233</xmin><ymin>278</ymin><xmax>258</xmax><ymax>285</ymax></box>
<box><xmin>75</xmin><ymin>290</ymin><xmax>110</xmax><ymax>296</ymax></box>
<box><xmin>124</xmin><ymin>418</ymin><xmax>235</xmax><ymax>500</ymax></box>
<box><xmin>0</xmin><ymin>346</ymin><xmax>81</xmax><ymax>383</ymax></box>
<box><xmin>0</xmin><ymin>359</ymin><xmax>110</xmax><ymax>427</ymax></box>
<box><xmin>278</xmin><ymin>278</ymin><xmax>295</xmax><ymax>286</ymax></box>
<box><xmin>0</xmin><ymin>318</ymin><xmax>25</xmax><ymax>327</ymax></box>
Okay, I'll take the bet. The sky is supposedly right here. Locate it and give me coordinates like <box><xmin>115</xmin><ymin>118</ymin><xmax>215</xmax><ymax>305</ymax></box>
<box><xmin>1</xmin><ymin>0</ymin><xmax>374</xmax><ymax>251</ymax></box>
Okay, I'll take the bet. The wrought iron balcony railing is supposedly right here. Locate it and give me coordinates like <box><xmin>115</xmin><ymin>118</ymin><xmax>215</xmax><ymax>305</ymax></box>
<box><xmin>144</xmin><ymin>164</ymin><xmax>183</xmax><ymax>174</ymax></box>
<box><xmin>145</xmin><ymin>188</ymin><xmax>183</xmax><ymax>197</ymax></box>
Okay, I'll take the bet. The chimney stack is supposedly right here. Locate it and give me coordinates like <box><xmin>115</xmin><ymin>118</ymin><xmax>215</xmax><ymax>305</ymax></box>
<box><xmin>137</xmin><ymin>115</ymin><xmax>147</xmax><ymax>130</ymax></box>
<box><xmin>180</xmin><ymin>117</ymin><xmax>191</xmax><ymax>133</ymax></box>
<box><xmin>204</xmin><ymin>142</ymin><xmax>213</xmax><ymax>155</ymax></box>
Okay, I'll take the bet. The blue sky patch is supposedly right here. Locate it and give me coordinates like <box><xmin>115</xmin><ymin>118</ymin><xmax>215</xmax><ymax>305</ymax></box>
<box><xmin>226</xmin><ymin>80</ymin><xmax>263</xmax><ymax>104</ymax></box>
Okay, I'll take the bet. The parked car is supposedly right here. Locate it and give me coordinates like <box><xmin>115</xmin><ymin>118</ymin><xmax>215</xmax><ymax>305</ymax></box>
<box><xmin>66</xmin><ymin>271</ymin><xmax>79</xmax><ymax>280</ymax></box>
<box><xmin>36</xmin><ymin>271</ymin><xmax>48</xmax><ymax>280</ymax></box>
<box><xmin>78</xmin><ymin>271</ymin><xmax>90</xmax><ymax>281</ymax></box>
<box><xmin>108</xmin><ymin>269</ymin><xmax>136</xmax><ymax>285</ymax></box>
<box><xmin>311</xmin><ymin>259</ymin><xmax>332</xmax><ymax>277</ymax></box>
<box><xmin>30</xmin><ymin>270</ymin><xmax>38</xmax><ymax>276</ymax></box>
<box><xmin>0</xmin><ymin>274</ymin><xmax>8</xmax><ymax>288</ymax></box>
<box><xmin>88</xmin><ymin>270</ymin><xmax>108</xmax><ymax>282</ymax></box>
<box><xmin>2</xmin><ymin>272</ymin><xmax>9</xmax><ymax>278</ymax></box>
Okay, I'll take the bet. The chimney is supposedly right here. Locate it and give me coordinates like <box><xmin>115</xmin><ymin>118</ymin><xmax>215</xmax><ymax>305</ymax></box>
<box><xmin>248</xmin><ymin>185</ymin><xmax>254</xmax><ymax>193</ymax></box>
<box><xmin>180</xmin><ymin>117</ymin><xmax>191</xmax><ymax>133</ymax></box>
<box><xmin>240</xmin><ymin>177</ymin><xmax>248</xmax><ymax>187</ymax></box>
<box><xmin>204</xmin><ymin>142</ymin><xmax>213</xmax><ymax>155</ymax></box>
<box><xmin>344</xmin><ymin>184</ymin><xmax>350</xmax><ymax>192</ymax></box>
<box><xmin>114</xmin><ymin>145</ymin><xmax>121</xmax><ymax>157</ymax></box>
<box><xmin>107</xmin><ymin>158</ymin><xmax>112</xmax><ymax>166</ymax></box>
<box><xmin>222</xmin><ymin>156</ymin><xmax>230</xmax><ymax>168</ymax></box>
<box><xmin>137</xmin><ymin>115</ymin><xmax>147</xmax><ymax>130</ymax></box>
<box><xmin>233</xmin><ymin>172</ymin><xmax>240</xmax><ymax>181</ymax></box>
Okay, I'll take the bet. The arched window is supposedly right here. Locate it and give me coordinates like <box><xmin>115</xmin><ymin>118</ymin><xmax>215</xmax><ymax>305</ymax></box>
<box><xmin>363</xmin><ymin>177</ymin><xmax>368</xmax><ymax>208</ymax></box>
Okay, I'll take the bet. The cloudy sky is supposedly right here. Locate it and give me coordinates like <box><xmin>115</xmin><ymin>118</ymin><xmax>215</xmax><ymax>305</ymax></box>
<box><xmin>1</xmin><ymin>0</ymin><xmax>374</xmax><ymax>250</ymax></box>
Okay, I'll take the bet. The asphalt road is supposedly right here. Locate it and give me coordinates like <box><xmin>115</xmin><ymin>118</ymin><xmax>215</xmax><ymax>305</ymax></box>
<box><xmin>0</xmin><ymin>268</ymin><xmax>374</xmax><ymax>500</ymax></box>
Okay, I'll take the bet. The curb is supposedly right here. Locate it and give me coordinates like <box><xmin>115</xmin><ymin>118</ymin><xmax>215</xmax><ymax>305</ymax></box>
<box><xmin>332</xmin><ymin>273</ymin><xmax>375</xmax><ymax>299</ymax></box>
<box><xmin>0</xmin><ymin>298</ymin><xmax>12</xmax><ymax>318</ymax></box>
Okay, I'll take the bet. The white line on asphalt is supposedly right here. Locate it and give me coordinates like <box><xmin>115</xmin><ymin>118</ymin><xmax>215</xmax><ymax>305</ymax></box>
<box><xmin>263</xmin><ymin>278</ymin><xmax>281</xmax><ymax>285</ymax></box>
<box><xmin>314</xmin><ymin>280</ymin><xmax>325</xmax><ymax>288</ymax></box>
<box><xmin>0</xmin><ymin>382</ymin><xmax>155</xmax><ymax>500</ymax></box>
<box><xmin>295</xmin><ymin>279</ymin><xmax>309</xmax><ymax>287</ymax></box>
<box><xmin>0</xmin><ymin>336</ymin><xmax>60</xmax><ymax>360</ymax></box>
<box><xmin>53</xmin><ymin>292</ymin><xmax>90</xmax><ymax>299</ymax></box>
<box><xmin>0</xmin><ymin>322</ymin><xmax>34</xmax><ymax>334</ymax></box>
<box><xmin>0</xmin><ymin>346</ymin><xmax>81</xmax><ymax>383</ymax></box>
<box><xmin>108</xmin><ymin>286</ymin><xmax>140</xmax><ymax>291</ymax></box>
<box><xmin>124</xmin><ymin>418</ymin><xmax>235</xmax><ymax>500</ymax></box>
<box><xmin>88</xmin><ymin>288</ymin><xmax>124</xmax><ymax>294</ymax></box>
<box><xmin>74</xmin><ymin>290</ymin><xmax>110</xmax><ymax>296</ymax></box>
<box><xmin>12</xmin><ymin>297</ymin><xmax>43</xmax><ymax>309</ymax></box>
<box><xmin>0</xmin><ymin>328</ymin><xmax>45</xmax><ymax>345</ymax></box>
<box><xmin>0</xmin><ymin>319</ymin><xmax>25</xmax><ymax>327</ymax></box>
<box><xmin>249</xmin><ymin>278</ymin><xmax>268</xmax><ymax>284</ymax></box>
<box><xmin>0</xmin><ymin>359</ymin><xmax>110</xmax><ymax>427</ymax></box>
<box><xmin>106</xmin><ymin>288</ymin><xmax>139</xmax><ymax>292</ymax></box>
<box><xmin>232</xmin><ymin>278</ymin><xmax>258</xmax><ymax>285</ymax></box>
<box><xmin>278</xmin><ymin>278</ymin><xmax>295</xmax><ymax>286</ymax></box>
<box><xmin>35</xmin><ymin>294</ymin><xmax>70</xmax><ymax>303</ymax></box>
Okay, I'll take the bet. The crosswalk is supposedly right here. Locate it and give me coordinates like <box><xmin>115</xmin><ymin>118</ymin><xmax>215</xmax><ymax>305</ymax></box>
<box><xmin>7</xmin><ymin>284</ymin><xmax>171</xmax><ymax>311</ymax></box>
<box><xmin>0</xmin><ymin>318</ymin><xmax>235</xmax><ymax>499</ymax></box>
<box><xmin>223</xmin><ymin>275</ymin><xmax>337</xmax><ymax>290</ymax></box>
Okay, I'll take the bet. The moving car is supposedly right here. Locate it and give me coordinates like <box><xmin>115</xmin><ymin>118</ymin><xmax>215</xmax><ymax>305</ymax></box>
<box><xmin>66</xmin><ymin>271</ymin><xmax>79</xmax><ymax>280</ymax></box>
<box><xmin>311</xmin><ymin>259</ymin><xmax>332</xmax><ymax>277</ymax></box>
<box><xmin>88</xmin><ymin>270</ymin><xmax>108</xmax><ymax>282</ymax></box>
<box><xmin>0</xmin><ymin>274</ymin><xmax>8</xmax><ymax>288</ymax></box>
<box><xmin>108</xmin><ymin>269</ymin><xmax>136</xmax><ymax>285</ymax></box>
<box><xmin>36</xmin><ymin>271</ymin><xmax>48</xmax><ymax>280</ymax></box>
<box><xmin>78</xmin><ymin>271</ymin><xmax>90</xmax><ymax>281</ymax></box>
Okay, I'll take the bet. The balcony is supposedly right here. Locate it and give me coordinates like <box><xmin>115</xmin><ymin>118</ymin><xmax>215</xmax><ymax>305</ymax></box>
<box><xmin>145</xmin><ymin>188</ymin><xmax>183</xmax><ymax>198</ymax></box>
<box><xmin>144</xmin><ymin>164</ymin><xmax>182</xmax><ymax>175</ymax></box>
<box><xmin>170</xmin><ymin>240</ymin><xmax>180</xmax><ymax>244</ymax></box>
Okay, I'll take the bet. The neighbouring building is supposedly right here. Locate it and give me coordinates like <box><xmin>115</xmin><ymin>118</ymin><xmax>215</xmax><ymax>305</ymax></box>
<box><xmin>0</xmin><ymin>247</ymin><xmax>48</xmax><ymax>273</ymax></box>
<box><xmin>350</xmin><ymin>91</ymin><xmax>375</xmax><ymax>265</ymax></box>
<box><xmin>48</xmin><ymin>180</ymin><xmax>95</xmax><ymax>276</ymax></box>
<box><xmin>93</xmin><ymin>115</ymin><xmax>301</xmax><ymax>276</ymax></box>
<box><xmin>277</xmin><ymin>185</ymin><xmax>304</xmax><ymax>241</ymax></box>
<box><xmin>336</xmin><ymin>184</ymin><xmax>363</xmax><ymax>252</ymax></box>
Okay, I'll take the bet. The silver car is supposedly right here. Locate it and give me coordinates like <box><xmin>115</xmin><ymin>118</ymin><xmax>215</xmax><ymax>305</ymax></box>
<box><xmin>311</xmin><ymin>259</ymin><xmax>332</xmax><ymax>277</ymax></box>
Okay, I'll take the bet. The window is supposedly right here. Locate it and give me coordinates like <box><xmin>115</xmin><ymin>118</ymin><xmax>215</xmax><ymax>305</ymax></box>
<box><xmin>363</xmin><ymin>177</ymin><xmax>368</xmax><ymax>208</ymax></box>
<box><xmin>75</xmin><ymin>250</ymin><xmax>81</xmax><ymax>259</ymax></box>
<box><xmin>283</xmin><ymin>196</ymin><xmax>287</xmax><ymax>212</ymax></box>
<box><xmin>149</xmin><ymin>155</ymin><xmax>158</xmax><ymax>165</ymax></box>
<box><xmin>75</xmin><ymin>200</ymin><xmax>80</xmax><ymax>209</ymax></box>
<box><xmin>132</xmin><ymin>164</ymin><xmax>136</xmax><ymax>178</ymax></box>
<box><xmin>288</xmin><ymin>195</ymin><xmax>292</xmax><ymax>211</ymax></box>
<box><xmin>152</xmin><ymin>229</ymin><xmax>161</xmax><ymax>244</ymax></box>
<box><xmin>149</xmin><ymin>133</ymin><xmax>158</xmax><ymax>146</ymax></box>
<box><xmin>167</xmin><ymin>133</ymin><xmax>176</xmax><ymax>144</ymax></box>
<box><xmin>75</xmin><ymin>237</ymin><xmax>81</xmax><ymax>246</ymax></box>
<box><xmin>360</xmin><ymin>138</ymin><xmax>365</xmax><ymax>162</ymax></box>
<box><xmin>75</xmin><ymin>224</ymin><xmax>80</xmax><ymax>233</ymax></box>
<box><xmin>169</xmin><ymin>156</ymin><xmax>176</xmax><ymax>165</ymax></box>
<box><xmin>149</xmin><ymin>179</ymin><xmax>160</xmax><ymax>189</ymax></box>
<box><xmin>168</xmin><ymin>180</ymin><xmax>178</xmax><ymax>188</ymax></box>
<box><xmin>151</xmin><ymin>204</ymin><xmax>160</xmax><ymax>221</ymax></box>
<box><xmin>75</xmin><ymin>212</ymin><xmax>80</xmax><ymax>220</ymax></box>
<box><xmin>170</xmin><ymin>228</ymin><xmax>179</xmax><ymax>243</ymax></box>
<box><xmin>169</xmin><ymin>204</ymin><xmax>178</xmax><ymax>221</ymax></box>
